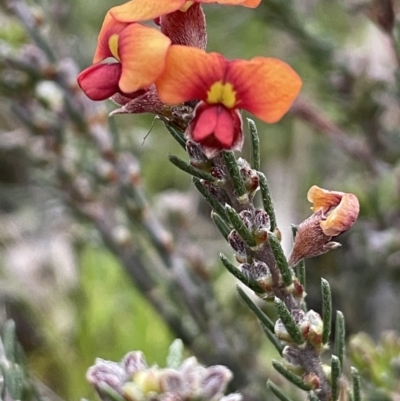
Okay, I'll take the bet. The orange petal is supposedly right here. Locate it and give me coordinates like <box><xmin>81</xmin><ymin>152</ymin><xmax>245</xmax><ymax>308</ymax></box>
<box><xmin>110</xmin><ymin>0</ymin><xmax>186</xmax><ymax>23</ymax></box>
<box><xmin>227</xmin><ymin>57</ymin><xmax>302</xmax><ymax>123</ymax></box>
<box><xmin>240</xmin><ymin>0</ymin><xmax>262</xmax><ymax>7</ymax></box>
<box><xmin>93</xmin><ymin>11</ymin><xmax>131</xmax><ymax>63</ymax></box>
<box><xmin>200</xmin><ymin>0</ymin><xmax>260</xmax><ymax>6</ymax></box>
<box><xmin>307</xmin><ymin>185</ymin><xmax>344</xmax><ymax>211</ymax></box>
<box><xmin>307</xmin><ymin>185</ymin><xmax>360</xmax><ymax>237</ymax></box>
<box><xmin>156</xmin><ymin>45</ymin><xmax>227</xmax><ymax>105</ymax></box>
<box><xmin>117</xmin><ymin>24</ymin><xmax>171</xmax><ymax>93</ymax></box>
<box><xmin>320</xmin><ymin>193</ymin><xmax>360</xmax><ymax>237</ymax></box>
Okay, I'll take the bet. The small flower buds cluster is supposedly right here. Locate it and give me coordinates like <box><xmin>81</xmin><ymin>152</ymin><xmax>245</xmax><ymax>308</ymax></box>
<box><xmin>274</xmin><ymin>309</ymin><xmax>324</xmax><ymax>349</ymax></box>
<box><xmin>87</xmin><ymin>351</ymin><xmax>241</xmax><ymax>401</ymax></box>
<box><xmin>299</xmin><ymin>310</ymin><xmax>324</xmax><ymax>349</ymax></box>
<box><xmin>274</xmin><ymin>309</ymin><xmax>305</xmax><ymax>344</ymax></box>
<box><xmin>289</xmin><ymin>185</ymin><xmax>360</xmax><ymax>266</ymax></box>
<box><xmin>240</xmin><ymin>261</ymin><xmax>273</xmax><ymax>294</ymax></box>
<box><xmin>237</xmin><ymin>158</ymin><xmax>259</xmax><ymax>196</ymax></box>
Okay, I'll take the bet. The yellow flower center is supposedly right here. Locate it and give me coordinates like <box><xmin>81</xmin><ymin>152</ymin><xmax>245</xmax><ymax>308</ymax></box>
<box><xmin>108</xmin><ymin>34</ymin><xmax>120</xmax><ymax>61</ymax></box>
<box><xmin>206</xmin><ymin>81</ymin><xmax>237</xmax><ymax>109</ymax></box>
<box><xmin>180</xmin><ymin>1</ymin><xmax>194</xmax><ymax>11</ymax></box>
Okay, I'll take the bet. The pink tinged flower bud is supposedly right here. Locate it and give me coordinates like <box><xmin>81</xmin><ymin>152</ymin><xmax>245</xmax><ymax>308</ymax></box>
<box><xmin>303</xmin><ymin>372</ymin><xmax>321</xmax><ymax>390</ymax></box>
<box><xmin>237</xmin><ymin>158</ymin><xmax>259</xmax><ymax>194</ymax></box>
<box><xmin>199</xmin><ymin>366</ymin><xmax>233</xmax><ymax>399</ymax></box>
<box><xmin>292</xmin><ymin>278</ymin><xmax>305</xmax><ymax>301</ymax></box>
<box><xmin>123</xmin><ymin>351</ymin><xmax>148</xmax><ymax>377</ymax></box>
<box><xmin>299</xmin><ymin>310</ymin><xmax>324</xmax><ymax>349</ymax></box>
<box><xmin>86</xmin><ymin>359</ymin><xmax>126</xmax><ymax>393</ymax></box>
<box><xmin>159</xmin><ymin>369</ymin><xmax>185</xmax><ymax>394</ymax></box>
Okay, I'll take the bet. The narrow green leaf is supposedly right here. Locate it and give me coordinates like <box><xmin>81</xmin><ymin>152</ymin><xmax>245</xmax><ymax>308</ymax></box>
<box><xmin>222</xmin><ymin>151</ymin><xmax>248</xmax><ymax>202</ymax></box>
<box><xmin>351</xmin><ymin>366</ymin><xmax>361</xmax><ymax>401</ymax></box>
<box><xmin>261</xmin><ymin>324</ymin><xmax>284</xmax><ymax>355</ymax></box>
<box><xmin>291</xmin><ymin>225</ymin><xmax>306</xmax><ymax>288</ymax></box>
<box><xmin>164</xmin><ymin>123</ymin><xmax>187</xmax><ymax>149</ymax></box>
<box><xmin>211</xmin><ymin>211</ymin><xmax>231</xmax><ymax>240</ymax></box>
<box><xmin>220</xmin><ymin>255</ymin><xmax>263</xmax><ymax>292</ymax></box>
<box><xmin>237</xmin><ymin>285</ymin><xmax>275</xmax><ymax>331</ymax></box>
<box><xmin>225</xmin><ymin>204</ymin><xmax>256</xmax><ymax>247</ymax></box>
<box><xmin>321</xmin><ymin>278</ymin><xmax>332</xmax><ymax>345</ymax></box>
<box><xmin>267</xmin><ymin>379</ymin><xmax>294</xmax><ymax>401</ymax></box>
<box><xmin>335</xmin><ymin>311</ymin><xmax>345</xmax><ymax>370</ymax></box>
<box><xmin>331</xmin><ymin>355</ymin><xmax>341</xmax><ymax>401</ymax></box>
<box><xmin>272</xmin><ymin>360</ymin><xmax>312</xmax><ymax>391</ymax></box>
<box><xmin>169</xmin><ymin>155</ymin><xmax>217</xmax><ymax>182</ymax></box>
<box><xmin>247</xmin><ymin>118</ymin><xmax>260</xmax><ymax>171</ymax></box>
<box><xmin>193</xmin><ymin>178</ymin><xmax>229</xmax><ymax>222</ymax></box>
<box><xmin>268</xmin><ymin>233</ymin><xmax>293</xmax><ymax>286</ymax></box>
<box><xmin>3</xmin><ymin>320</ymin><xmax>16</xmax><ymax>363</ymax></box>
<box><xmin>274</xmin><ymin>298</ymin><xmax>304</xmax><ymax>345</ymax></box>
<box><xmin>166</xmin><ymin>339</ymin><xmax>183</xmax><ymax>369</ymax></box>
<box><xmin>258</xmin><ymin>172</ymin><xmax>277</xmax><ymax>232</ymax></box>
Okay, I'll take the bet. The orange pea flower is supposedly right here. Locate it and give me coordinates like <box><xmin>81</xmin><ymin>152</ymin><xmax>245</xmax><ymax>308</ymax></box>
<box><xmin>155</xmin><ymin>45</ymin><xmax>302</xmax><ymax>158</ymax></box>
<box><xmin>307</xmin><ymin>185</ymin><xmax>360</xmax><ymax>237</ymax></box>
<box><xmin>77</xmin><ymin>12</ymin><xmax>171</xmax><ymax>101</ymax></box>
<box><xmin>289</xmin><ymin>186</ymin><xmax>360</xmax><ymax>266</ymax></box>
<box><xmin>110</xmin><ymin>0</ymin><xmax>261</xmax><ymax>23</ymax></box>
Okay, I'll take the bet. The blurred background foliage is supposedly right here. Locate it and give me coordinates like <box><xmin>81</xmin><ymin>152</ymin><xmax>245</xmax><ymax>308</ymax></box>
<box><xmin>1</xmin><ymin>0</ymin><xmax>400</xmax><ymax>400</ymax></box>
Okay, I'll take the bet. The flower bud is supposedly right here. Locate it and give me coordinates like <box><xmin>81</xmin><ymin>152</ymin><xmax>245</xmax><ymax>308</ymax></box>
<box><xmin>299</xmin><ymin>310</ymin><xmax>324</xmax><ymax>349</ymax></box>
<box><xmin>201</xmin><ymin>180</ymin><xmax>230</xmax><ymax>205</ymax></box>
<box><xmin>123</xmin><ymin>352</ymin><xmax>147</xmax><ymax>378</ymax></box>
<box><xmin>253</xmin><ymin>209</ymin><xmax>270</xmax><ymax>230</ymax></box>
<box><xmin>210</xmin><ymin>166</ymin><xmax>226</xmax><ymax>180</ymax></box>
<box><xmin>159</xmin><ymin>369</ymin><xmax>184</xmax><ymax>394</ymax></box>
<box><xmin>86</xmin><ymin>359</ymin><xmax>126</xmax><ymax>394</ymax></box>
<box><xmin>247</xmin><ymin>261</ymin><xmax>273</xmax><ymax>293</ymax></box>
<box><xmin>291</xmin><ymin>278</ymin><xmax>305</xmax><ymax>301</ymax></box>
<box><xmin>238</xmin><ymin>210</ymin><xmax>253</xmax><ymax>230</ymax></box>
<box><xmin>237</xmin><ymin>158</ymin><xmax>259</xmax><ymax>194</ymax></box>
<box><xmin>302</xmin><ymin>372</ymin><xmax>320</xmax><ymax>390</ymax></box>
<box><xmin>228</xmin><ymin>230</ymin><xmax>247</xmax><ymax>256</ymax></box>
<box><xmin>274</xmin><ymin>319</ymin><xmax>293</xmax><ymax>343</ymax></box>
<box><xmin>199</xmin><ymin>366</ymin><xmax>233</xmax><ymax>399</ymax></box>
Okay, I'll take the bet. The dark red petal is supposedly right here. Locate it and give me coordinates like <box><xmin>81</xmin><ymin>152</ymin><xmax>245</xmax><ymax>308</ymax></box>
<box><xmin>188</xmin><ymin>103</ymin><xmax>243</xmax><ymax>158</ymax></box>
<box><xmin>77</xmin><ymin>63</ymin><xmax>121</xmax><ymax>101</ymax></box>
